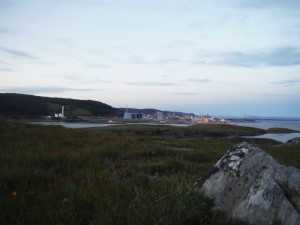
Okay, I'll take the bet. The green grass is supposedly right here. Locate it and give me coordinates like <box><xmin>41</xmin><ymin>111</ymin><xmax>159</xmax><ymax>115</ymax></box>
<box><xmin>264</xmin><ymin>145</ymin><xmax>300</xmax><ymax>168</ymax></box>
<box><xmin>265</xmin><ymin>127</ymin><xmax>298</xmax><ymax>133</ymax></box>
<box><xmin>90</xmin><ymin>123</ymin><xmax>265</xmax><ymax>137</ymax></box>
<box><xmin>0</xmin><ymin>121</ymin><xmax>298</xmax><ymax>225</ymax></box>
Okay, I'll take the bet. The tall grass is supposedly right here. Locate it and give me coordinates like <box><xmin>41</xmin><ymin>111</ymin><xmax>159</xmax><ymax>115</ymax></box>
<box><xmin>1</xmin><ymin>121</ymin><xmax>296</xmax><ymax>225</ymax></box>
<box><xmin>264</xmin><ymin>145</ymin><xmax>300</xmax><ymax>169</ymax></box>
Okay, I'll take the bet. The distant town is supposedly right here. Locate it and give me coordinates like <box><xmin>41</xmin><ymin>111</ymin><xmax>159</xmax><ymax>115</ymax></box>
<box><xmin>50</xmin><ymin>105</ymin><xmax>235</xmax><ymax>126</ymax></box>
<box><xmin>1</xmin><ymin>93</ymin><xmax>299</xmax><ymax>122</ymax></box>
<box><xmin>123</xmin><ymin>110</ymin><xmax>235</xmax><ymax>125</ymax></box>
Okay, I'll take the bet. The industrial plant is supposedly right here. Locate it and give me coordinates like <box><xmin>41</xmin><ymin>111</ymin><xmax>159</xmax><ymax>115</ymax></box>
<box><xmin>54</xmin><ymin>106</ymin><xmax>65</xmax><ymax>118</ymax></box>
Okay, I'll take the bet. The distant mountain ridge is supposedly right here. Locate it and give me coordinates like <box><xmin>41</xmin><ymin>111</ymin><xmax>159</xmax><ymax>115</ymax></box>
<box><xmin>118</xmin><ymin>108</ymin><xmax>196</xmax><ymax>117</ymax></box>
<box><xmin>0</xmin><ymin>93</ymin><xmax>121</xmax><ymax>118</ymax></box>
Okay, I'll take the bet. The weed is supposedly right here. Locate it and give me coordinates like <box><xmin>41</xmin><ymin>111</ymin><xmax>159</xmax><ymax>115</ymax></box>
<box><xmin>0</xmin><ymin>121</ymin><xmax>298</xmax><ymax>225</ymax></box>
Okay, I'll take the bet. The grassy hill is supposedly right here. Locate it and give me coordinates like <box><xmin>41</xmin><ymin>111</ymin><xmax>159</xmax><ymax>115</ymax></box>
<box><xmin>0</xmin><ymin>93</ymin><xmax>121</xmax><ymax>118</ymax></box>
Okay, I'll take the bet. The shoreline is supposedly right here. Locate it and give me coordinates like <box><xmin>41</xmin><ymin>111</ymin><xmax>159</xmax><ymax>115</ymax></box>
<box><xmin>6</xmin><ymin>119</ymin><xmax>300</xmax><ymax>143</ymax></box>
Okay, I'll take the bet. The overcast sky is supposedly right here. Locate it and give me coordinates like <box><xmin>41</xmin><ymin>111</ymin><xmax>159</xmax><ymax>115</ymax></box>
<box><xmin>0</xmin><ymin>0</ymin><xmax>300</xmax><ymax>116</ymax></box>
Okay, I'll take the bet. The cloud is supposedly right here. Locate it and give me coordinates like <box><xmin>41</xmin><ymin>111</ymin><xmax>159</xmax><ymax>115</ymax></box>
<box><xmin>0</xmin><ymin>86</ymin><xmax>98</xmax><ymax>95</ymax></box>
<box><xmin>170</xmin><ymin>92</ymin><xmax>200</xmax><ymax>96</ymax></box>
<box><xmin>271</xmin><ymin>79</ymin><xmax>300</xmax><ymax>86</ymax></box>
<box><xmin>239</xmin><ymin>0</ymin><xmax>300</xmax><ymax>9</ymax></box>
<box><xmin>133</xmin><ymin>58</ymin><xmax>180</xmax><ymax>65</ymax></box>
<box><xmin>0</xmin><ymin>27</ymin><xmax>15</xmax><ymax>35</ymax></box>
<box><xmin>263</xmin><ymin>93</ymin><xmax>291</xmax><ymax>97</ymax></box>
<box><xmin>185</xmin><ymin>78</ymin><xmax>211</xmax><ymax>83</ymax></box>
<box><xmin>114</xmin><ymin>46</ymin><xmax>181</xmax><ymax>65</ymax></box>
<box><xmin>88</xmin><ymin>64</ymin><xmax>111</xmax><ymax>69</ymax></box>
<box><xmin>0</xmin><ymin>0</ymin><xmax>15</xmax><ymax>8</ymax></box>
<box><xmin>59</xmin><ymin>75</ymin><xmax>113</xmax><ymax>84</ymax></box>
<box><xmin>53</xmin><ymin>38</ymin><xmax>75</xmax><ymax>47</ymax></box>
<box><xmin>212</xmin><ymin>46</ymin><xmax>300</xmax><ymax>67</ymax></box>
<box><xmin>176</xmin><ymin>40</ymin><xmax>197</xmax><ymax>46</ymax></box>
<box><xmin>0</xmin><ymin>60</ymin><xmax>8</xmax><ymax>65</ymax></box>
<box><xmin>1</xmin><ymin>47</ymin><xmax>35</xmax><ymax>59</ymax></box>
<box><xmin>0</xmin><ymin>68</ymin><xmax>14</xmax><ymax>72</ymax></box>
<box><xmin>123</xmin><ymin>81</ymin><xmax>177</xmax><ymax>86</ymax></box>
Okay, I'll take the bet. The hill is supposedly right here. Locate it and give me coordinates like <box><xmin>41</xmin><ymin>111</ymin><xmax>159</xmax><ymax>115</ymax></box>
<box><xmin>118</xmin><ymin>108</ymin><xmax>196</xmax><ymax>117</ymax></box>
<box><xmin>0</xmin><ymin>93</ymin><xmax>121</xmax><ymax>118</ymax></box>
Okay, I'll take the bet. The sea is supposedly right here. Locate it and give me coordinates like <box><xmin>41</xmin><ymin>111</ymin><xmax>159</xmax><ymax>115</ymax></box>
<box><xmin>30</xmin><ymin>120</ymin><xmax>300</xmax><ymax>143</ymax></box>
<box><xmin>29</xmin><ymin>121</ymin><xmax>189</xmax><ymax>128</ymax></box>
<box><xmin>237</xmin><ymin>120</ymin><xmax>300</xmax><ymax>142</ymax></box>
<box><xmin>236</xmin><ymin>120</ymin><xmax>300</xmax><ymax>131</ymax></box>
<box><xmin>29</xmin><ymin>121</ymin><xmax>116</xmax><ymax>128</ymax></box>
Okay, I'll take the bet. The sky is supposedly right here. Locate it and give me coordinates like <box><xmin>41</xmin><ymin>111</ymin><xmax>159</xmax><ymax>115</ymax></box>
<box><xmin>0</xmin><ymin>0</ymin><xmax>300</xmax><ymax>117</ymax></box>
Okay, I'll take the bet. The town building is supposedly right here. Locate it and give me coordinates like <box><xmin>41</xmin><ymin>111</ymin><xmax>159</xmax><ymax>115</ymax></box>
<box><xmin>154</xmin><ymin>112</ymin><xmax>166</xmax><ymax>121</ymax></box>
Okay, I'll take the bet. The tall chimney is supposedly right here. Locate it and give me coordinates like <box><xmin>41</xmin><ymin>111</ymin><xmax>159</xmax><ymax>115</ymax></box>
<box><xmin>62</xmin><ymin>106</ymin><xmax>64</xmax><ymax>118</ymax></box>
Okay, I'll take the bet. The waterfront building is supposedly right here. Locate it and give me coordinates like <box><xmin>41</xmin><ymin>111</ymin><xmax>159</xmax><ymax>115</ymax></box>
<box><xmin>154</xmin><ymin>112</ymin><xmax>166</xmax><ymax>121</ymax></box>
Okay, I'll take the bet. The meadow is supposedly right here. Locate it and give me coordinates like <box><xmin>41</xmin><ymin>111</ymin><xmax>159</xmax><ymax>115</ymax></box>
<box><xmin>1</xmin><ymin>121</ymin><xmax>299</xmax><ymax>225</ymax></box>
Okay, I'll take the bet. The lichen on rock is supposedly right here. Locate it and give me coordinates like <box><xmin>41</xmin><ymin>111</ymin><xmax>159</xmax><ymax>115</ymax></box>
<box><xmin>194</xmin><ymin>142</ymin><xmax>300</xmax><ymax>225</ymax></box>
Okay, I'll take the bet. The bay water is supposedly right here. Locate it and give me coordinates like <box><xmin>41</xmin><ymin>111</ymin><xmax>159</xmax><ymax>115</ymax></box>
<box><xmin>237</xmin><ymin>120</ymin><xmax>300</xmax><ymax>142</ymax></box>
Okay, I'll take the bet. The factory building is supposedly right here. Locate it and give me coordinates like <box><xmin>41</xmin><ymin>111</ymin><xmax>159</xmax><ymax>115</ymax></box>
<box><xmin>124</xmin><ymin>112</ymin><xmax>143</xmax><ymax>119</ymax></box>
<box><xmin>123</xmin><ymin>105</ymin><xmax>143</xmax><ymax>119</ymax></box>
<box><xmin>54</xmin><ymin>106</ymin><xmax>65</xmax><ymax>118</ymax></box>
<box><xmin>132</xmin><ymin>113</ymin><xmax>143</xmax><ymax>119</ymax></box>
<box><xmin>123</xmin><ymin>113</ymin><xmax>132</xmax><ymax>119</ymax></box>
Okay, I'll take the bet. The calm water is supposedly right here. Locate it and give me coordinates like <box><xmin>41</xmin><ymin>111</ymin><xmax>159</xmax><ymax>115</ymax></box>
<box><xmin>29</xmin><ymin>121</ymin><xmax>189</xmax><ymax>128</ymax></box>
<box><xmin>237</xmin><ymin>120</ymin><xmax>300</xmax><ymax>142</ymax></box>
<box><xmin>30</xmin><ymin>120</ymin><xmax>300</xmax><ymax>142</ymax></box>
<box><xmin>244</xmin><ymin>133</ymin><xmax>300</xmax><ymax>143</ymax></box>
<box><xmin>29</xmin><ymin>121</ymin><xmax>116</xmax><ymax>128</ymax></box>
<box><xmin>237</xmin><ymin>120</ymin><xmax>300</xmax><ymax>131</ymax></box>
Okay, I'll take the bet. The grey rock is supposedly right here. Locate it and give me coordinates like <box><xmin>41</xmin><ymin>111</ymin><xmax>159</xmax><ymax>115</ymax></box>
<box><xmin>194</xmin><ymin>142</ymin><xmax>300</xmax><ymax>225</ymax></box>
<box><xmin>285</xmin><ymin>137</ymin><xmax>300</xmax><ymax>146</ymax></box>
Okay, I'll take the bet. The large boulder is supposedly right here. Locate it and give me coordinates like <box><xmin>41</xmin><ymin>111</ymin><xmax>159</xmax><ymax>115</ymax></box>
<box><xmin>194</xmin><ymin>142</ymin><xmax>300</xmax><ymax>225</ymax></box>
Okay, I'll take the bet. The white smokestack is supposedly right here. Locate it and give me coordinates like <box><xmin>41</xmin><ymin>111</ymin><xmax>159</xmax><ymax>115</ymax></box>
<box><xmin>62</xmin><ymin>106</ymin><xmax>64</xmax><ymax>118</ymax></box>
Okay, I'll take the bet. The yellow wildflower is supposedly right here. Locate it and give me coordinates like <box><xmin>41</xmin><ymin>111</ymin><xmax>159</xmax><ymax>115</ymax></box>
<box><xmin>12</xmin><ymin>191</ymin><xmax>17</xmax><ymax>199</ymax></box>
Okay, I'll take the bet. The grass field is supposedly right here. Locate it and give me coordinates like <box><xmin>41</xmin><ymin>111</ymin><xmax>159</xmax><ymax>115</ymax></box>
<box><xmin>0</xmin><ymin>121</ymin><xmax>298</xmax><ymax>225</ymax></box>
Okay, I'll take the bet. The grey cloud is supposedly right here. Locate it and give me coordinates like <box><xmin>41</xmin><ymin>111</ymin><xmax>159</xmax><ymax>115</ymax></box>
<box><xmin>185</xmin><ymin>78</ymin><xmax>210</xmax><ymax>83</ymax></box>
<box><xmin>89</xmin><ymin>64</ymin><xmax>111</xmax><ymax>69</ymax></box>
<box><xmin>263</xmin><ymin>93</ymin><xmax>291</xmax><ymax>97</ymax></box>
<box><xmin>133</xmin><ymin>58</ymin><xmax>180</xmax><ymax>65</ymax></box>
<box><xmin>176</xmin><ymin>40</ymin><xmax>197</xmax><ymax>46</ymax></box>
<box><xmin>239</xmin><ymin>0</ymin><xmax>300</xmax><ymax>9</ymax></box>
<box><xmin>0</xmin><ymin>86</ymin><xmax>98</xmax><ymax>95</ymax></box>
<box><xmin>60</xmin><ymin>75</ymin><xmax>113</xmax><ymax>84</ymax></box>
<box><xmin>190</xmin><ymin>60</ymin><xmax>207</xmax><ymax>65</ymax></box>
<box><xmin>0</xmin><ymin>68</ymin><xmax>14</xmax><ymax>72</ymax></box>
<box><xmin>1</xmin><ymin>47</ymin><xmax>35</xmax><ymax>59</ymax></box>
<box><xmin>114</xmin><ymin>47</ymin><xmax>180</xmax><ymax>65</ymax></box>
<box><xmin>0</xmin><ymin>60</ymin><xmax>8</xmax><ymax>65</ymax></box>
<box><xmin>0</xmin><ymin>0</ymin><xmax>15</xmax><ymax>8</ymax></box>
<box><xmin>112</xmin><ymin>47</ymin><xmax>141</xmax><ymax>61</ymax></box>
<box><xmin>109</xmin><ymin>57</ymin><xmax>125</xmax><ymax>64</ymax></box>
<box><xmin>158</xmin><ymin>92</ymin><xmax>201</xmax><ymax>96</ymax></box>
<box><xmin>0</xmin><ymin>27</ymin><xmax>15</xmax><ymax>35</ymax></box>
<box><xmin>271</xmin><ymin>79</ymin><xmax>300</xmax><ymax>86</ymax></box>
<box><xmin>54</xmin><ymin>38</ymin><xmax>74</xmax><ymax>47</ymax></box>
<box><xmin>212</xmin><ymin>46</ymin><xmax>300</xmax><ymax>67</ymax></box>
<box><xmin>124</xmin><ymin>81</ymin><xmax>177</xmax><ymax>86</ymax></box>
<box><xmin>171</xmin><ymin>92</ymin><xmax>199</xmax><ymax>96</ymax></box>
